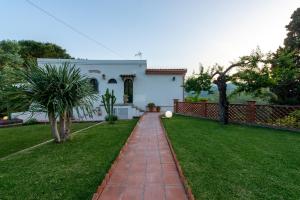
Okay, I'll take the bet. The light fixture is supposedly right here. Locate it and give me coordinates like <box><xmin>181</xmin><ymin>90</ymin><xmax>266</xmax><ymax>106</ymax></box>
<box><xmin>172</xmin><ymin>77</ymin><xmax>176</xmax><ymax>81</ymax></box>
<box><xmin>102</xmin><ymin>74</ymin><xmax>106</xmax><ymax>80</ymax></box>
<box><xmin>165</xmin><ymin>111</ymin><xmax>173</xmax><ymax>118</ymax></box>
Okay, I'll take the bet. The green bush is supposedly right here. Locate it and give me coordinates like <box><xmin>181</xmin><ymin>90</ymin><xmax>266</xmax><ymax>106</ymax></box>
<box><xmin>290</xmin><ymin>110</ymin><xmax>300</xmax><ymax>120</ymax></box>
<box><xmin>23</xmin><ymin>118</ymin><xmax>39</xmax><ymax>126</ymax></box>
<box><xmin>274</xmin><ymin>116</ymin><xmax>299</xmax><ymax>128</ymax></box>
<box><xmin>185</xmin><ymin>96</ymin><xmax>208</xmax><ymax>103</ymax></box>
<box><xmin>105</xmin><ymin>115</ymin><xmax>118</xmax><ymax>123</ymax></box>
<box><xmin>147</xmin><ymin>102</ymin><xmax>155</xmax><ymax>107</ymax></box>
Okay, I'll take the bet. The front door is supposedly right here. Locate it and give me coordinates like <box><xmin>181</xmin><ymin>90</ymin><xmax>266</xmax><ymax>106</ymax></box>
<box><xmin>124</xmin><ymin>79</ymin><xmax>133</xmax><ymax>103</ymax></box>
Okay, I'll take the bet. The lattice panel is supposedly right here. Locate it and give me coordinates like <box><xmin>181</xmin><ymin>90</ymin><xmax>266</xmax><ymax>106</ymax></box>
<box><xmin>206</xmin><ymin>103</ymin><xmax>218</xmax><ymax>120</ymax></box>
<box><xmin>229</xmin><ymin>104</ymin><xmax>248</xmax><ymax>123</ymax></box>
<box><xmin>256</xmin><ymin>105</ymin><xmax>300</xmax><ymax>128</ymax></box>
<box><xmin>177</xmin><ymin>102</ymin><xmax>206</xmax><ymax>117</ymax></box>
<box><xmin>175</xmin><ymin>101</ymin><xmax>300</xmax><ymax>130</ymax></box>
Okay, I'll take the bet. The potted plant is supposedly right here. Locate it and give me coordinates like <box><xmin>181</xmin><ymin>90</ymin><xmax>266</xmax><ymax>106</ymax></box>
<box><xmin>147</xmin><ymin>102</ymin><xmax>156</xmax><ymax>112</ymax></box>
<box><xmin>156</xmin><ymin>106</ymin><xmax>161</xmax><ymax>112</ymax></box>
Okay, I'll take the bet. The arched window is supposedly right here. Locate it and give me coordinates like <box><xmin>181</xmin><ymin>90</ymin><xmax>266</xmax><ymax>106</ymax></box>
<box><xmin>89</xmin><ymin>78</ymin><xmax>99</xmax><ymax>92</ymax></box>
<box><xmin>108</xmin><ymin>78</ymin><xmax>117</xmax><ymax>84</ymax></box>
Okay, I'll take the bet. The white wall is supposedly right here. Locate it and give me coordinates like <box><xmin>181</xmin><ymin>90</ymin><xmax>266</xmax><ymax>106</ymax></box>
<box><xmin>33</xmin><ymin>59</ymin><xmax>185</xmax><ymax>120</ymax></box>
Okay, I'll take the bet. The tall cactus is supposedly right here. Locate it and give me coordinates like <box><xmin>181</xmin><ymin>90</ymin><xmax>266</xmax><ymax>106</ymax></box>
<box><xmin>101</xmin><ymin>89</ymin><xmax>117</xmax><ymax>123</ymax></box>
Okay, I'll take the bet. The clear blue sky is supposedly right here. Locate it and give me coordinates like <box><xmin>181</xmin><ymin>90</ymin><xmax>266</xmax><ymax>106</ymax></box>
<box><xmin>0</xmin><ymin>0</ymin><xmax>299</xmax><ymax>73</ymax></box>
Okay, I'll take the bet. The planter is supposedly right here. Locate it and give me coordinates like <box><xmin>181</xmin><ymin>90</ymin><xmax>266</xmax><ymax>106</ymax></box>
<box><xmin>148</xmin><ymin>106</ymin><xmax>156</xmax><ymax>112</ymax></box>
<box><xmin>156</xmin><ymin>106</ymin><xmax>161</xmax><ymax>112</ymax></box>
<box><xmin>147</xmin><ymin>103</ymin><xmax>156</xmax><ymax>112</ymax></box>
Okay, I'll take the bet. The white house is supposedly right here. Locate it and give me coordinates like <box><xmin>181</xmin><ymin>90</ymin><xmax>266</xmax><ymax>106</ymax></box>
<box><xmin>12</xmin><ymin>59</ymin><xmax>186</xmax><ymax>121</ymax></box>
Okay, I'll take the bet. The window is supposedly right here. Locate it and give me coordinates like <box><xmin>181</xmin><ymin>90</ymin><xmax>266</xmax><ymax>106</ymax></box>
<box><xmin>108</xmin><ymin>78</ymin><xmax>117</xmax><ymax>84</ymax></box>
<box><xmin>89</xmin><ymin>78</ymin><xmax>99</xmax><ymax>92</ymax></box>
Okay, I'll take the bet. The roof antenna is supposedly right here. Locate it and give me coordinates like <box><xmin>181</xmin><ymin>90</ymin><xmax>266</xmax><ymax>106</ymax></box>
<box><xmin>134</xmin><ymin>51</ymin><xmax>143</xmax><ymax>60</ymax></box>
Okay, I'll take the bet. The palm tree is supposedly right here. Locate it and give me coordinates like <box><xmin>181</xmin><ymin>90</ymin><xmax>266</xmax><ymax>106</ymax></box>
<box><xmin>2</xmin><ymin>62</ymin><xmax>97</xmax><ymax>142</ymax></box>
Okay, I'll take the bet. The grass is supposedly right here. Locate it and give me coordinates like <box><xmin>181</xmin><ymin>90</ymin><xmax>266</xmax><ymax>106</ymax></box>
<box><xmin>0</xmin><ymin>119</ymin><xmax>138</xmax><ymax>200</ymax></box>
<box><xmin>162</xmin><ymin>115</ymin><xmax>300</xmax><ymax>200</ymax></box>
<box><xmin>0</xmin><ymin>122</ymin><xmax>96</xmax><ymax>158</ymax></box>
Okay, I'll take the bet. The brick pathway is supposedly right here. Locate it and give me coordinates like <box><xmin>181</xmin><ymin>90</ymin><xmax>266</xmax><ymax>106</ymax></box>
<box><xmin>93</xmin><ymin>112</ymin><xmax>188</xmax><ymax>200</ymax></box>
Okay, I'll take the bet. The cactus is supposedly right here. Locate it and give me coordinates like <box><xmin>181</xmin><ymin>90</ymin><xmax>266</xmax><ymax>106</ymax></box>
<box><xmin>101</xmin><ymin>89</ymin><xmax>117</xmax><ymax>123</ymax></box>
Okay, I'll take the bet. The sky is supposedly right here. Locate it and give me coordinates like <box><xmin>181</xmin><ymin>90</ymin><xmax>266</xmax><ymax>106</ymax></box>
<box><xmin>0</xmin><ymin>0</ymin><xmax>299</xmax><ymax>74</ymax></box>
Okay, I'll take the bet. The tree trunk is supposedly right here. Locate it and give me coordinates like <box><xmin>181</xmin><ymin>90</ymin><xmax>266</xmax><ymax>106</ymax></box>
<box><xmin>216</xmin><ymin>76</ymin><xmax>229</xmax><ymax>124</ymax></box>
<box><xmin>64</xmin><ymin>111</ymin><xmax>72</xmax><ymax>140</ymax></box>
<box><xmin>48</xmin><ymin>112</ymin><xmax>61</xmax><ymax>142</ymax></box>
<box><xmin>59</xmin><ymin>111</ymin><xmax>67</xmax><ymax>141</ymax></box>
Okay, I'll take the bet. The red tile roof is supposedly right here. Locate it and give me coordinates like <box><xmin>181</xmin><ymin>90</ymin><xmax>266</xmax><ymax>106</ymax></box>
<box><xmin>145</xmin><ymin>68</ymin><xmax>187</xmax><ymax>75</ymax></box>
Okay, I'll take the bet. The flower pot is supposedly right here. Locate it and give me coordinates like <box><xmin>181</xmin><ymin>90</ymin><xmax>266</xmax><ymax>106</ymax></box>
<box><xmin>148</xmin><ymin>106</ymin><xmax>156</xmax><ymax>112</ymax></box>
<box><xmin>156</xmin><ymin>107</ymin><xmax>161</xmax><ymax>112</ymax></box>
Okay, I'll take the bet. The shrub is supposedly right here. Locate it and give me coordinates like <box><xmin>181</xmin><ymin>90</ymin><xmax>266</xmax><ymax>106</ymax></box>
<box><xmin>185</xmin><ymin>96</ymin><xmax>208</xmax><ymax>103</ymax></box>
<box><xmin>290</xmin><ymin>110</ymin><xmax>300</xmax><ymax>120</ymax></box>
<box><xmin>105</xmin><ymin>115</ymin><xmax>118</xmax><ymax>123</ymax></box>
<box><xmin>147</xmin><ymin>103</ymin><xmax>155</xmax><ymax>108</ymax></box>
<box><xmin>23</xmin><ymin>118</ymin><xmax>39</xmax><ymax>126</ymax></box>
<box><xmin>274</xmin><ymin>116</ymin><xmax>299</xmax><ymax>128</ymax></box>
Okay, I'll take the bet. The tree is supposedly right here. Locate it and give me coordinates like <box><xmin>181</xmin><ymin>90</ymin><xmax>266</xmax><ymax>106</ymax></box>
<box><xmin>0</xmin><ymin>40</ymin><xmax>73</xmax><ymax>116</ymax></box>
<box><xmin>0</xmin><ymin>40</ymin><xmax>72</xmax><ymax>70</ymax></box>
<box><xmin>18</xmin><ymin>40</ymin><xmax>71</xmax><ymax>67</ymax></box>
<box><xmin>232</xmin><ymin>7</ymin><xmax>300</xmax><ymax>105</ymax></box>
<box><xmin>186</xmin><ymin>50</ymin><xmax>262</xmax><ymax>124</ymax></box>
<box><xmin>0</xmin><ymin>40</ymin><xmax>23</xmax><ymax>70</ymax></box>
<box><xmin>210</xmin><ymin>57</ymin><xmax>253</xmax><ymax>124</ymax></box>
<box><xmin>270</xmin><ymin>48</ymin><xmax>300</xmax><ymax>104</ymax></box>
<box><xmin>184</xmin><ymin>66</ymin><xmax>212</xmax><ymax>98</ymax></box>
<box><xmin>284</xmin><ymin>8</ymin><xmax>300</xmax><ymax>51</ymax></box>
<box><xmin>1</xmin><ymin>63</ymin><xmax>97</xmax><ymax>142</ymax></box>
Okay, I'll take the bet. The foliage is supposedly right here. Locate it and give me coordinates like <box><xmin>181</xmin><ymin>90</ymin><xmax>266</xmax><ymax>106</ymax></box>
<box><xmin>147</xmin><ymin>102</ymin><xmax>155</xmax><ymax>107</ymax></box>
<box><xmin>101</xmin><ymin>89</ymin><xmax>117</xmax><ymax>124</ymax></box>
<box><xmin>274</xmin><ymin>116</ymin><xmax>299</xmax><ymax>128</ymax></box>
<box><xmin>105</xmin><ymin>115</ymin><xmax>118</xmax><ymax>122</ymax></box>
<box><xmin>18</xmin><ymin>40</ymin><xmax>71</xmax><ymax>67</ymax></box>
<box><xmin>0</xmin><ymin>40</ymin><xmax>71</xmax><ymax>70</ymax></box>
<box><xmin>284</xmin><ymin>8</ymin><xmax>300</xmax><ymax>51</ymax></box>
<box><xmin>290</xmin><ymin>109</ymin><xmax>300</xmax><ymax>120</ymax></box>
<box><xmin>270</xmin><ymin>47</ymin><xmax>300</xmax><ymax>104</ymax></box>
<box><xmin>185</xmin><ymin>96</ymin><xmax>208</xmax><ymax>103</ymax></box>
<box><xmin>163</xmin><ymin>115</ymin><xmax>300</xmax><ymax>199</ymax></box>
<box><xmin>184</xmin><ymin>66</ymin><xmax>212</xmax><ymax>98</ymax></box>
<box><xmin>1</xmin><ymin>62</ymin><xmax>97</xmax><ymax>142</ymax></box>
<box><xmin>0</xmin><ymin>40</ymin><xmax>23</xmax><ymax>70</ymax></box>
<box><xmin>23</xmin><ymin>118</ymin><xmax>39</xmax><ymax>126</ymax></box>
<box><xmin>273</xmin><ymin>109</ymin><xmax>300</xmax><ymax>128</ymax></box>
<box><xmin>232</xmin><ymin>8</ymin><xmax>300</xmax><ymax>105</ymax></box>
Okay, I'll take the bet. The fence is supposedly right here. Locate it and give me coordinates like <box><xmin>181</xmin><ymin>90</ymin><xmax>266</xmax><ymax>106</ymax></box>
<box><xmin>173</xmin><ymin>99</ymin><xmax>300</xmax><ymax>131</ymax></box>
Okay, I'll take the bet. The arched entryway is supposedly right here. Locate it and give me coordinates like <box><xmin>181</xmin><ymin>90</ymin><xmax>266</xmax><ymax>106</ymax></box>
<box><xmin>120</xmin><ymin>74</ymin><xmax>136</xmax><ymax>104</ymax></box>
<box><xmin>124</xmin><ymin>79</ymin><xmax>133</xmax><ymax>103</ymax></box>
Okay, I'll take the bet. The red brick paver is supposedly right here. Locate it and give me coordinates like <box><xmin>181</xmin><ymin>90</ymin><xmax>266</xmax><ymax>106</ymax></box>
<box><xmin>93</xmin><ymin>113</ymin><xmax>188</xmax><ymax>200</ymax></box>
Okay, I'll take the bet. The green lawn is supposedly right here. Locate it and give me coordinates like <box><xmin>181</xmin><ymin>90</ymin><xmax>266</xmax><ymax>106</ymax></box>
<box><xmin>0</xmin><ymin>119</ymin><xmax>137</xmax><ymax>200</ymax></box>
<box><xmin>162</xmin><ymin>115</ymin><xmax>300</xmax><ymax>200</ymax></box>
<box><xmin>0</xmin><ymin>122</ymin><xmax>96</xmax><ymax>158</ymax></box>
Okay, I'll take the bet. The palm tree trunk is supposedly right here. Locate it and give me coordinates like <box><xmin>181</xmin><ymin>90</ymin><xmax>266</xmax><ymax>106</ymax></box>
<box><xmin>59</xmin><ymin>111</ymin><xmax>67</xmax><ymax>141</ymax></box>
<box><xmin>48</xmin><ymin>112</ymin><xmax>61</xmax><ymax>142</ymax></box>
<box><xmin>64</xmin><ymin>111</ymin><xmax>72</xmax><ymax>140</ymax></box>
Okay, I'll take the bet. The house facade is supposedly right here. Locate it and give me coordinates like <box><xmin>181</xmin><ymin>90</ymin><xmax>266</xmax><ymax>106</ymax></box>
<box><xmin>12</xmin><ymin>59</ymin><xmax>186</xmax><ymax>121</ymax></box>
